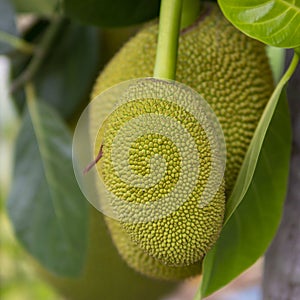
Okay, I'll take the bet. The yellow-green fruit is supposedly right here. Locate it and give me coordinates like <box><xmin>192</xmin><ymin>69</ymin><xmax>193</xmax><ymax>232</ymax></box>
<box><xmin>96</xmin><ymin>86</ymin><xmax>226</xmax><ymax>279</ymax></box>
<box><xmin>91</xmin><ymin>2</ymin><xmax>274</xmax><ymax>281</ymax></box>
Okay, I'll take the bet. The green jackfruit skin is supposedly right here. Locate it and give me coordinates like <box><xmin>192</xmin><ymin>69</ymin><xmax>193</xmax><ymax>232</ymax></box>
<box><xmin>97</xmin><ymin>92</ymin><xmax>226</xmax><ymax>279</ymax></box>
<box><xmin>98</xmin><ymin>89</ymin><xmax>226</xmax><ymax>267</ymax></box>
<box><xmin>107</xmin><ymin>218</ymin><xmax>202</xmax><ymax>280</ymax></box>
<box><xmin>91</xmin><ymin>2</ymin><xmax>274</xmax><ymax>280</ymax></box>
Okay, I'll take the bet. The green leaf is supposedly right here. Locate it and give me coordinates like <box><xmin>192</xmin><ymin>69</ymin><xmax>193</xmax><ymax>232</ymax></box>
<box><xmin>7</xmin><ymin>99</ymin><xmax>88</xmax><ymax>277</ymax></box>
<box><xmin>34</xmin><ymin>22</ymin><xmax>100</xmax><ymax>119</ymax></box>
<box><xmin>11</xmin><ymin>0</ymin><xmax>58</xmax><ymax>15</ymax></box>
<box><xmin>195</xmin><ymin>52</ymin><xmax>299</xmax><ymax>299</ymax></box>
<box><xmin>10</xmin><ymin>21</ymin><xmax>100</xmax><ymax>120</ymax></box>
<box><xmin>0</xmin><ymin>0</ymin><xmax>18</xmax><ymax>54</ymax></box>
<box><xmin>198</xmin><ymin>90</ymin><xmax>291</xmax><ymax>298</ymax></box>
<box><xmin>224</xmin><ymin>53</ymin><xmax>298</xmax><ymax>223</ymax></box>
<box><xmin>64</xmin><ymin>0</ymin><xmax>161</xmax><ymax>27</ymax></box>
<box><xmin>218</xmin><ymin>0</ymin><xmax>300</xmax><ymax>48</ymax></box>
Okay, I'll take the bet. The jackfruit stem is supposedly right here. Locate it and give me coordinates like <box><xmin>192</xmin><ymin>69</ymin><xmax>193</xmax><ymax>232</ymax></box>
<box><xmin>153</xmin><ymin>0</ymin><xmax>183</xmax><ymax>80</ymax></box>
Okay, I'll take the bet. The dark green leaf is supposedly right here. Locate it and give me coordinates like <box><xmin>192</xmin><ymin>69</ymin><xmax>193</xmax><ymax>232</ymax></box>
<box><xmin>7</xmin><ymin>100</ymin><xmax>88</xmax><ymax>277</ymax></box>
<box><xmin>196</xmin><ymin>90</ymin><xmax>291</xmax><ymax>298</ymax></box>
<box><xmin>10</xmin><ymin>21</ymin><xmax>100</xmax><ymax>120</ymax></box>
<box><xmin>11</xmin><ymin>0</ymin><xmax>58</xmax><ymax>15</ymax></box>
<box><xmin>0</xmin><ymin>0</ymin><xmax>18</xmax><ymax>54</ymax></box>
<box><xmin>64</xmin><ymin>0</ymin><xmax>161</xmax><ymax>27</ymax></box>
<box><xmin>34</xmin><ymin>22</ymin><xmax>100</xmax><ymax>119</ymax></box>
<box><xmin>218</xmin><ymin>0</ymin><xmax>300</xmax><ymax>48</ymax></box>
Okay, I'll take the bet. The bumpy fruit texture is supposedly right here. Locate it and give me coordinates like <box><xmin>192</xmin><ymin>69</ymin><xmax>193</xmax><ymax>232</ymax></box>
<box><xmin>97</xmin><ymin>82</ymin><xmax>226</xmax><ymax>279</ymax></box>
<box><xmin>91</xmin><ymin>2</ymin><xmax>274</xmax><ymax>281</ymax></box>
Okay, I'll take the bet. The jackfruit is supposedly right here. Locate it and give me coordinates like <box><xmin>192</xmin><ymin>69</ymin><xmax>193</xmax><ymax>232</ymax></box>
<box><xmin>91</xmin><ymin>78</ymin><xmax>226</xmax><ymax>280</ymax></box>
<box><xmin>90</xmin><ymin>2</ymin><xmax>274</xmax><ymax>281</ymax></box>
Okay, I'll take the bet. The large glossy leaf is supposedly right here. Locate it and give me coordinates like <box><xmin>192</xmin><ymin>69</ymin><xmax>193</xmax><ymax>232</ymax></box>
<box><xmin>197</xmin><ymin>90</ymin><xmax>291</xmax><ymax>298</ymax></box>
<box><xmin>195</xmin><ymin>53</ymin><xmax>300</xmax><ymax>298</ymax></box>
<box><xmin>0</xmin><ymin>0</ymin><xmax>18</xmax><ymax>54</ymax></box>
<box><xmin>193</xmin><ymin>50</ymin><xmax>299</xmax><ymax>300</ymax></box>
<box><xmin>218</xmin><ymin>0</ymin><xmax>300</xmax><ymax>48</ymax></box>
<box><xmin>7</xmin><ymin>100</ymin><xmax>88</xmax><ymax>277</ymax></box>
<box><xmin>64</xmin><ymin>0</ymin><xmax>161</xmax><ymax>27</ymax></box>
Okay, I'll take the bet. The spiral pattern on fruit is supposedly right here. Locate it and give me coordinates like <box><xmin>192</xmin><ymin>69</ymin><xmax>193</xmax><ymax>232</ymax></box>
<box><xmin>73</xmin><ymin>78</ymin><xmax>226</xmax><ymax>223</ymax></box>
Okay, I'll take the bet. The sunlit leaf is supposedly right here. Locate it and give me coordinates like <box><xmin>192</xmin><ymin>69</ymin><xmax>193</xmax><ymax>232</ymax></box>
<box><xmin>218</xmin><ymin>0</ymin><xmax>300</xmax><ymax>48</ymax></box>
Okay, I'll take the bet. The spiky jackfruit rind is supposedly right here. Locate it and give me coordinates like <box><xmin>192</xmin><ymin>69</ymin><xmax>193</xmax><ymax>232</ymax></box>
<box><xmin>90</xmin><ymin>77</ymin><xmax>226</xmax><ymax>267</ymax></box>
<box><xmin>92</xmin><ymin>3</ymin><xmax>274</xmax><ymax>194</ymax></box>
<box><xmin>90</xmin><ymin>2</ymin><xmax>274</xmax><ymax>280</ymax></box>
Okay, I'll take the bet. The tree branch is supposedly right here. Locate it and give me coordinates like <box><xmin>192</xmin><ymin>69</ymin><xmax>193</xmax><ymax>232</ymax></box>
<box><xmin>10</xmin><ymin>17</ymin><xmax>65</xmax><ymax>94</ymax></box>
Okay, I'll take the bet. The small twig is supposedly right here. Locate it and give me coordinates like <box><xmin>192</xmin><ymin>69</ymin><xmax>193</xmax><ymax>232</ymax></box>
<box><xmin>10</xmin><ymin>16</ymin><xmax>65</xmax><ymax>94</ymax></box>
<box><xmin>84</xmin><ymin>145</ymin><xmax>104</xmax><ymax>174</ymax></box>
